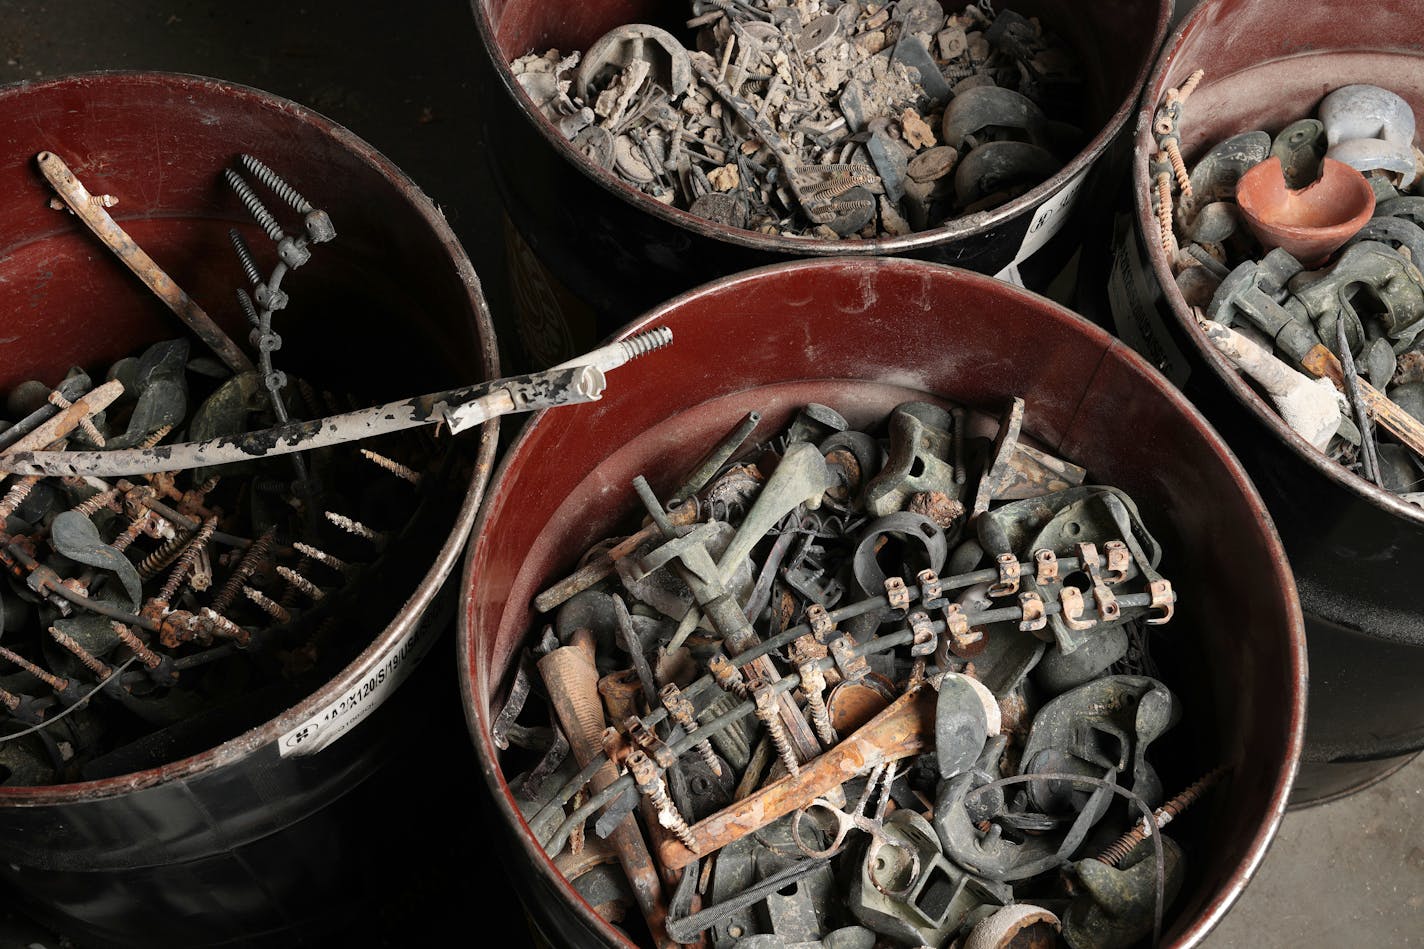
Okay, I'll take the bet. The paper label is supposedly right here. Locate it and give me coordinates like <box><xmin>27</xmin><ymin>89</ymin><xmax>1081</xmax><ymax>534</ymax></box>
<box><xmin>994</xmin><ymin>168</ymin><xmax>1087</xmax><ymax>285</ymax></box>
<box><xmin>278</xmin><ymin>596</ymin><xmax>449</xmax><ymax>757</ymax></box>
<box><xmin>1107</xmin><ymin>212</ymin><xmax>1192</xmax><ymax>387</ymax></box>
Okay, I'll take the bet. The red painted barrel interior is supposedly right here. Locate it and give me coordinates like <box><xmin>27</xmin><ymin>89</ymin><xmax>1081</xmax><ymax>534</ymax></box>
<box><xmin>461</xmin><ymin>258</ymin><xmax>1306</xmax><ymax>947</ymax></box>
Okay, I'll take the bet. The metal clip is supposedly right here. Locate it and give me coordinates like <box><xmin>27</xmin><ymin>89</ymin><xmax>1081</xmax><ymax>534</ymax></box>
<box><xmin>942</xmin><ymin>603</ymin><xmax>986</xmax><ymax>657</ymax></box>
<box><xmin>829</xmin><ymin>634</ymin><xmax>870</xmax><ymax>682</ymax></box>
<box><xmin>805</xmin><ymin>602</ymin><xmax>836</xmax><ymax>642</ymax></box>
<box><xmin>625</xmin><ymin>715</ymin><xmax>678</xmax><ymax>769</ymax></box>
<box><xmin>1060</xmin><ymin>585</ymin><xmax>1096</xmax><ymax>631</ymax></box>
<box><xmin>989</xmin><ymin>552</ymin><xmax>1021</xmax><ymax>597</ymax></box>
<box><xmin>1077</xmin><ymin>542</ymin><xmax>1101</xmax><ymax>584</ymax></box>
<box><xmin>917</xmin><ymin>568</ymin><xmax>945</xmax><ymax>609</ymax></box>
<box><xmin>1018</xmin><ymin>591</ymin><xmax>1046</xmax><ymax>632</ymax></box>
<box><xmin>1034</xmin><ymin>548</ymin><xmax>1059</xmax><ymax>585</ymax></box>
<box><xmin>908</xmin><ymin>609</ymin><xmax>937</xmax><ymax>657</ymax></box>
<box><xmin>1103</xmin><ymin>540</ymin><xmax>1131</xmax><ymax>583</ymax></box>
<box><xmin>884</xmin><ymin>576</ymin><xmax>911</xmax><ymax>614</ymax></box>
<box><xmin>1092</xmin><ymin>582</ymin><xmax>1121</xmax><ymax>622</ymax></box>
<box><xmin>1147</xmin><ymin>578</ymin><xmax>1175</xmax><ymax>625</ymax></box>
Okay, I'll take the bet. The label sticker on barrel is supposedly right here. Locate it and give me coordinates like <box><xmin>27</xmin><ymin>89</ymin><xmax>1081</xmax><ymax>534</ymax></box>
<box><xmin>1106</xmin><ymin>212</ymin><xmax>1192</xmax><ymax>386</ymax></box>
<box><xmin>278</xmin><ymin>600</ymin><xmax>446</xmax><ymax>757</ymax></box>
<box><xmin>993</xmin><ymin>168</ymin><xmax>1087</xmax><ymax>286</ymax></box>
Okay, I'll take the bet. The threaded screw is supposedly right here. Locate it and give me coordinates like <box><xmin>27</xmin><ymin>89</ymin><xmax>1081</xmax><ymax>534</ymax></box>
<box><xmin>359</xmin><ymin>449</ymin><xmax>421</xmax><ymax>485</ymax></box>
<box><xmin>229</xmin><ymin>229</ymin><xmax>263</xmax><ymax>286</ymax></box>
<box><xmin>751</xmin><ymin>680</ymin><xmax>798</xmax><ymax>777</ymax></box>
<box><xmin>324</xmin><ymin>511</ymin><xmax>384</xmax><ymax>547</ymax></box>
<box><xmin>110</xmin><ymin>516</ymin><xmax>149</xmax><ymax>553</ymax></box>
<box><xmin>111</xmin><ymin>622</ymin><xmax>164</xmax><ymax>671</ymax></box>
<box><xmin>49</xmin><ymin>627</ymin><xmax>113</xmax><ymax>679</ymax></box>
<box><xmin>71</xmin><ymin>486</ymin><xmax>122</xmax><ymax>518</ymax></box>
<box><xmin>211</xmin><ymin>528</ymin><xmax>276</xmax><ymax>614</ymax></box>
<box><xmin>0</xmin><ymin>475</ymin><xmax>41</xmax><ymax>520</ymax></box>
<box><xmin>239</xmin><ymin>154</ymin><xmax>314</xmax><ymax>214</ymax></box>
<box><xmin>243</xmin><ymin>585</ymin><xmax>292</xmax><ymax>623</ymax></box>
<box><xmin>138</xmin><ymin>529</ymin><xmax>195</xmax><ymax>581</ymax></box>
<box><xmin>199</xmin><ymin>608</ymin><xmax>250</xmax><ymax>647</ymax></box>
<box><xmin>49</xmin><ymin>389</ymin><xmax>105</xmax><ymax>446</ymax></box>
<box><xmin>708</xmin><ymin>654</ymin><xmax>749</xmax><ymax>698</ymax></box>
<box><xmin>0</xmin><ymin>645</ymin><xmax>68</xmax><ymax>695</ymax></box>
<box><xmin>277</xmin><ymin>565</ymin><xmax>324</xmax><ymax>601</ymax></box>
<box><xmin>138</xmin><ymin>424</ymin><xmax>173</xmax><ymax>450</ymax></box>
<box><xmin>628</xmin><ymin>750</ymin><xmax>698</xmax><ymax>852</ymax></box>
<box><xmin>1096</xmin><ymin>767</ymin><xmax>1226</xmax><ymax>867</ymax></box>
<box><xmin>293</xmin><ymin>541</ymin><xmax>350</xmax><ymax>575</ymax></box>
<box><xmin>224</xmin><ymin>169</ymin><xmax>285</xmax><ymax>243</ymax></box>
<box><xmin>155</xmin><ymin>516</ymin><xmax>217</xmax><ymax>602</ymax></box>
<box><xmin>659</xmin><ymin>683</ymin><xmax>721</xmax><ymax>778</ymax></box>
<box><xmin>799</xmin><ymin>664</ymin><xmax>836</xmax><ymax>746</ymax></box>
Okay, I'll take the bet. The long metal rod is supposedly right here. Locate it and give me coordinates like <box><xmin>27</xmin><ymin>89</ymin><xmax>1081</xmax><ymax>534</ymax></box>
<box><xmin>36</xmin><ymin>151</ymin><xmax>256</xmax><ymax>376</ymax></box>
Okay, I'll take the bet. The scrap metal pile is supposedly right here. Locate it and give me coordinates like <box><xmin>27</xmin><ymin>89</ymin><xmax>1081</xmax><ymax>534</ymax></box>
<box><xmin>0</xmin><ymin>155</ymin><xmax>442</xmax><ymax>785</ymax></box>
<box><xmin>1154</xmin><ymin>76</ymin><xmax>1424</xmax><ymax>501</ymax></box>
<box><xmin>512</xmin><ymin>0</ymin><xmax>1083</xmax><ymax>239</ymax></box>
<box><xmin>497</xmin><ymin>398</ymin><xmax>1217</xmax><ymax>948</ymax></box>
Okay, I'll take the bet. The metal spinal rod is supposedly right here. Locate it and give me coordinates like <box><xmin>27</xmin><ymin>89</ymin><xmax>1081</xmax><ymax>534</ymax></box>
<box><xmin>0</xmin><ymin>329</ymin><xmax>673</xmax><ymax>478</ymax></box>
<box><xmin>36</xmin><ymin>151</ymin><xmax>256</xmax><ymax>377</ymax></box>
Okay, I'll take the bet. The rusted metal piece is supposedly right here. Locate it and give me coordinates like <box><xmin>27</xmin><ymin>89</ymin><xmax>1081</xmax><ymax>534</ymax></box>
<box><xmin>1302</xmin><ymin>344</ymin><xmax>1424</xmax><ymax>459</ymax></box>
<box><xmin>750</xmin><ymin>679</ymin><xmax>799</xmax><ymax>777</ymax></box>
<box><xmin>989</xmin><ymin>553</ymin><xmax>1021</xmax><ymax>598</ymax></box>
<box><xmin>1146</xmin><ymin>579</ymin><xmax>1175</xmax><ymax>626</ymax></box>
<box><xmin>656</xmin><ymin>686</ymin><xmax>936</xmax><ymax>871</ymax></box>
<box><xmin>1034</xmin><ymin>549</ymin><xmax>1060</xmax><ymax>585</ymax></box>
<box><xmin>211</xmin><ymin>529</ymin><xmax>276</xmax><ymax>614</ymax></box>
<box><xmin>35</xmin><ymin>152</ymin><xmax>255</xmax><ymax>376</ymax></box>
<box><xmin>538</xmin><ymin>632</ymin><xmax>673</xmax><ymax>947</ymax></box>
<box><xmin>1018</xmin><ymin>591</ymin><xmax>1047</xmax><ymax>632</ymax></box>
<box><xmin>1060</xmin><ymin>586</ymin><xmax>1095</xmax><ymax>631</ymax></box>
<box><xmin>534</xmin><ymin>503</ymin><xmax>702</xmax><ymax>614</ymax></box>
<box><xmin>660</xmin><ymin>683</ymin><xmax>721</xmax><ymax>778</ymax></box>
<box><xmin>1096</xmin><ymin>767</ymin><xmax>1226</xmax><ymax>868</ymax></box>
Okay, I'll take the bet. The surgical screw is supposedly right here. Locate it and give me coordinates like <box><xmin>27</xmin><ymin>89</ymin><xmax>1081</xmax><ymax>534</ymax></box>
<box><xmin>243</xmin><ymin>585</ymin><xmax>292</xmax><ymax>623</ymax></box>
<box><xmin>0</xmin><ymin>475</ymin><xmax>41</xmax><ymax>520</ymax></box>
<box><xmin>229</xmin><ymin>229</ymin><xmax>263</xmax><ymax>286</ymax></box>
<box><xmin>629</xmin><ymin>749</ymin><xmax>699</xmax><ymax>851</ymax></box>
<box><xmin>224</xmin><ymin>169</ymin><xmax>285</xmax><ymax>243</ymax></box>
<box><xmin>360</xmin><ymin>449</ymin><xmax>421</xmax><ymax>485</ymax></box>
<box><xmin>708</xmin><ymin>654</ymin><xmax>749</xmax><ymax>697</ymax></box>
<box><xmin>277</xmin><ymin>565</ymin><xmax>324</xmax><ymax>601</ymax></box>
<box><xmin>70</xmin><ymin>485</ymin><xmax>121</xmax><ymax>518</ymax></box>
<box><xmin>211</xmin><ymin>528</ymin><xmax>276</xmax><ymax>614</ymax></box>
<box><xmin>48</xmin><ymin>627</ymin><xmax>113</xmax><ymax>679</ymax></box>
<box><xmin>137</xmin><ymin>529</ymin><xmax>195</xmax><ymax>581</ymax></box>
<box><xmin>0</xmin><ymin>645</ymin><xmax>68</xmax><ymax>695</ymax></box>
<box><xmin>325</xmin><ymin>511</ymin><xmax>385</xmax><ymax>547</ymax></box>
<box><xmin>660</xmin><ymin>683</ymin><xmax>722</xmax><ymax>778</ymax></box>
<box><xmin>199</xmin><ymin>607</ymin><xmax>250</xmax><ymax>647</ymax></box>
<box><xmin>1096</xmin><ymin>767</ymin><xmax>1225</xmax><ymax>867</ymax></box>
<box><xmin>111</xmin><ymin>622</ymin><xmax>164</xmax><ymax>672</ymax></box>
<box><xmin>239</xmin><ymin>154</ymin><xmax>314</xmax><ymax>214</ymax></box>
<box><xmin>751</xmin><ymin>680</ymin><xmax>799</xmax><ymax>777</ymax></box>
<box><xmin>155</xmin><ymin>516</ymin><xmax>217</xmax><ymax>603</ymax></box>
<box><xmin>49</xmin><ymin>389</ymin><xmax>105</xmax><ymax>446</ymax></box>
<box><xmin>293</xmin><ymin>541</ymin><xmax>350</xmax><ymax>575</ymax></box>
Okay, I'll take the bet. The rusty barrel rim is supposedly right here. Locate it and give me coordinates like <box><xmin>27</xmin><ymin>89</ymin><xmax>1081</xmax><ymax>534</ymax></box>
<box><xmin>1130</xmin><ymin>7</ymin><xmax>1424</xmax><ymax>531</ymax></box>
<box><xmin>458</xmin><ymin>256</ymin><xmax>1306</xmax><ymax>948</ymax></box>
<box><xmin>0</xmin><ymin>70</ymin><xmax>502</xmax><ymax>805</ymax></box>
<box><xmin>471</xmin><ymin>2</ymin><xmax>1171</xmax><ymax>256</ymax></box>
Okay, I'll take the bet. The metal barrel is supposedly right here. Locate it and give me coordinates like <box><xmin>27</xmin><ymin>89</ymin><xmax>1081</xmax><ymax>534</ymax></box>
<box><xmin>468</xmin><ymin>0</ymin><xmax>1171</xmax><ymax>368</ymax></box>
<box><xmin>0</xmin><ymin>72</ymin><xmax>500</xmax><ymax>944</ymax></box>
<box><xmin>1113</xmin><ymin>0</ymin><xmax>1424</xmax><ymax>806</ymax></box>
<box><xmin>459</xmin><ymin>257</ymin><xmax>1305</xmax><ymax>947</ymax></box>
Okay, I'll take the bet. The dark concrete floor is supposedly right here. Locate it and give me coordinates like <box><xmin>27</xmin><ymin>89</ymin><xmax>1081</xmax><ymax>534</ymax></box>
<box><xmin>2</xmin><ymin>1</ymin><xmax>1421</xmax><ymax>947</ymax></box>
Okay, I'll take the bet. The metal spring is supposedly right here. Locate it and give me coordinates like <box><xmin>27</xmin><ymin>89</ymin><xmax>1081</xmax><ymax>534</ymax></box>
<box><xmin>229</xmin><ymin>229</ymin><xmax>263</xmax><ymax>286</ymax></box>
<box><xmin>239</xmin><ymin>154</ymin><xmax>314</xmax><ymax>214</ymax></box>
<box><xmin>1096</xmin><ymin>767</ymin><xmax>1225</xmax><ymax>867</ymax></box>
<box><xmin>224</xmin><ymin>169</ymin><xmax>286</xmax><ymax>243</ymax></box>
<box><xmin>211</xmin><ymin>528</ymin><xmax>275</xmax><ymax>614</ymax></box>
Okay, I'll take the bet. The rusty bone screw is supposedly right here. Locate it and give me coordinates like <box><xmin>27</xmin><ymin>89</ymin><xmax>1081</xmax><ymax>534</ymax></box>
<box><xmin>659</xmin><ymin>683</ymin><xmax>722</xmax><ymax>778</ymax></box>
<box><xmin>751</xmin><ymin>679</ymin><xmax>799</xmax><ymax>777</ymax></box>
<box><xmin>707</xmin><ymin>653</ymin><xmax>749</xmax><ymax>698</ymax></box>
<box><xmin>1096</xmin><ymin>767</ymin><xmax>1226</xmax><ymax>867</ymax></box>
<box><xmin>0</xmin><ymin>645</ymin><xmax>70</xmax><ymax>699</ymax></box>
<box><xmin>48</xmin><ymin>626</ymin><xmax>114</xmax><ymax>680</ymax></box>
<box><xmin>627</xmin><ymin>749</ymin><xmax>699</xmax><ymax>853</ymax></box>
<box><xmin>243</xmin><ymin>585</ymin><xmax>292</xmax><ymax>623</ymax></box>
<box><xmin>211</xmin><ymin>527</ymin><xmax>276</xmax><ymax>614</ymax></box>
<box><xmin>48</xmin><ymin>389</ymin><xmax>105</xmax><ymax>446</ymax></box>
